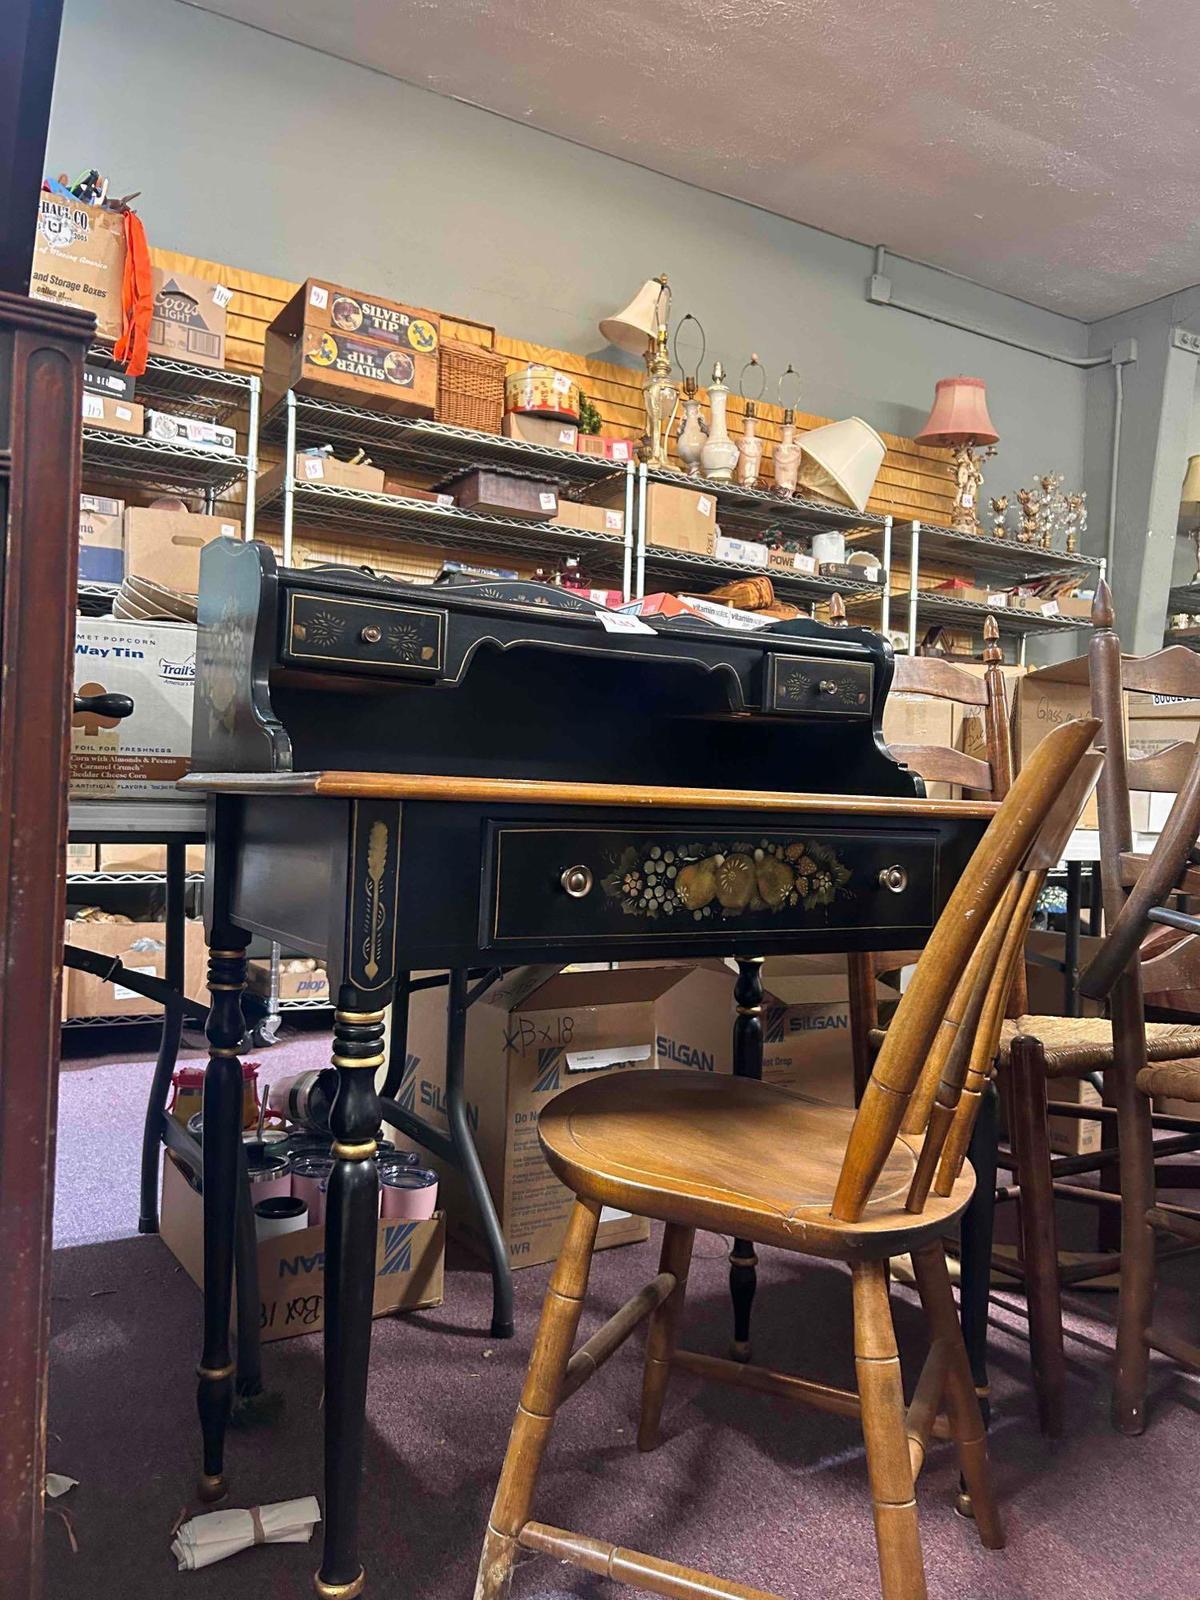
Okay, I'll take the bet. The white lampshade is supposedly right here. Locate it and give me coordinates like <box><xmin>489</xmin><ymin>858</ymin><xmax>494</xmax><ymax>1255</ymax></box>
<box><xmin>1181</xmin><ymin>454</ymin><xmax>1200</xmax><ymax>512</ymax></box>
<box><xmin>798</xmin><ymin>417</ymin><xmax>887</xmax><ymax>514</ymax></box>
<box><xmin>599</xmin><ymin>276</ymin><xmax>670</xmax><ymax>355</ymax></box>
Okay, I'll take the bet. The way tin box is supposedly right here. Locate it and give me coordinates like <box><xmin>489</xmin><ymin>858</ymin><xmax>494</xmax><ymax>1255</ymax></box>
<box><xmin>70</xmin><ymin>618</ymin><xmax>196</xmax><ymax>799</ymax></box>
<box><xmin>264</xmin><ymin>278</ymin><xmax>440</xmax><ymax>418</ymax></box>
<box><xmin>400</xmin><ymin>963</ymin><xmax>735</xmax><ymax>1269</ymax></box>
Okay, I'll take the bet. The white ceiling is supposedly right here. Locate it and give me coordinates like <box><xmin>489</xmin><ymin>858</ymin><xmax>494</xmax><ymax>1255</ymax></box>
<box><xmin>196</xmin><ymin>0</ymin><xmax>1200</xmax><ymax>321</ymax></box>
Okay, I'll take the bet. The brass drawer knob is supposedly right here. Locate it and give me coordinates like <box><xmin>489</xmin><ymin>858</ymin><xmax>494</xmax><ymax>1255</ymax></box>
<box><xmin>879</xmin><ymin>864</ymin><xmax>908</xmax><ymax>894</ymax></box>
<box><xmin>819</xmin><ymin>679</ymin><xmax>839</xmax><ymax>695</ymax></box>
<box><xmin>560</xmin><ymin>865</ymin><xmax>594</xmax><ymax>899</ymax></box>
<box><xmin>360</xmin><ymin>624</ymin><xmax>383</xmax><ymax>645</ymax></box>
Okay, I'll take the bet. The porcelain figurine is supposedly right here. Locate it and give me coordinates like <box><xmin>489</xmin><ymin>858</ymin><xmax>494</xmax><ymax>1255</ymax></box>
<box><xmin>699</xmin><ymin>361</ymin><xmax>739</xmax><ymax>483</ymax></box>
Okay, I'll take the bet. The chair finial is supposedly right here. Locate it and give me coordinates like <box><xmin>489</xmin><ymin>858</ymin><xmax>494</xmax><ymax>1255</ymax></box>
<box><xmin>982</xmin><ymin>613</ymin><xmax>1002</xmax><ymax>665</ymax></box>
<box><xmin>829</xmin><ymin>593</ymin><xmax>847</xmax><ymax>627</ymax></box>
<box><xmin>1091</xmin><ymin>578</ymin><xmax>1114</xmax><ymax>630</ymax></box>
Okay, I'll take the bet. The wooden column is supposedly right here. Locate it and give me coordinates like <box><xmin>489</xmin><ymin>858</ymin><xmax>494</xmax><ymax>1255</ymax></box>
<box><xmin>0</xmin><ymin>291</ymin><xmax>91</xmax><ymax>1600</ymax></box>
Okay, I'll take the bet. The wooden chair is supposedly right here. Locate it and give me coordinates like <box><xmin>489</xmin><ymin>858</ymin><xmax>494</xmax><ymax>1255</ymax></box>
<box><xmin>474</xmin><ymin>718</ymin><xmax>1100</xmax><ymax>1600</ymax></box>
<box><xmin>1072</xmin><ymin>582</ymin><xmax>1200</xmax><ymax>1432</ymax></box>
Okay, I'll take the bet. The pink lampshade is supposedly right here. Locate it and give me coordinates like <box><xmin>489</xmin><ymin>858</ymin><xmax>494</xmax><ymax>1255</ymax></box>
<box><xmin>914</xmin><ymin>376</ymin><xmax>999</xmax><ymax>447</ymax></box>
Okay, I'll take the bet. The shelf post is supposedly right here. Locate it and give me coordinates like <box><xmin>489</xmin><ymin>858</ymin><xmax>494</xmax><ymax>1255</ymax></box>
<box><xmin>283</xmin><ymin>388</ymin><xmax>297</xmax><ymax>567</ymax></box>
<box><xmin>636</xmin><ymin>462</ymin><xmax>648</xmax><ymax>599</ymax></box>
<box><xmin>881</xmin><ymin>515</ymin><xmax>892</xmax><ymax>635</ymax></box>
<box><xmin>244</xmin><ymin>374</ymin><xmax>260</xmax><ymax>542</ymax></box>
<box><xmin>622</xmin><ymin>459</ymin><xmax>635</xmax><ymax>603</ymax></box>
<box><xmin>907</xmin><ymin>520</ymin><xmax>921</xmax><ymax>654</ymax></box>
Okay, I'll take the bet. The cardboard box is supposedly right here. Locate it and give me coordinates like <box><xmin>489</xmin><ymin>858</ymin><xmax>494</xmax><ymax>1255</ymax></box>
<box><xmin>247</xmin><ymin>959</ymin><xmax>331</xmax><ymax>1003</ymax></box>
<box><xmin>82</xmin><ymin>393</ymin><xmax>144</xmax><ymax>435</ymax></box>
<box><xmin>30</xmin><ymin>194</ymin><xmax>126</xmax><ymax>340</ymax></box>
<box><xmin>713</xmin><ymin>534</ymin><xmax>770</xmax><ymax>568</ymax></box>
<box><xmin>768</xmin><ymin>548</ymin><xmax>819</xmax><ymax>576</ymax></box>
<box><xmin>62</xmin><ymin>916</ymin><xmax>206</xmax><ymax>1017</ymax></box>
<box><xmin>620</xmin><ymin>593</ymin><xmax>771</xmax><ymax>630</ymax></box>
<box><xmin>593</xmin><ymin>478</ymin><xmax>715</xmax><ymax>554</ymax></box>
<box><xmin>159</xmin><ymin>1155</ymin><xmax>444</xmax><ymax>1343</ymax></box>
<box><xmin>78</xmin><ymin>493</ymin><xmax>124</xmax><ymax>583</ymax></box>
<box><xmin>257</xmin><ymin>454</ymin><xmax>387</xmax><ymax>502</ymax></box>
<box><xmin>1013</xmin><ymin>656</ymin><xmax>1100</xmax><ymax>827</ymax></box>
<box><xmin>400</xmin><ymin>964</ymin><xmax>736</xmax><ymax>1269</ymax></box>
<box><xmin>502</xmin><ymin>413</ymin><xmax>579</xmax><ymax>450</ymax></box>
<box><xmin>147</xmin><ymin>268</ymin><xmax>228</xmax><ymax>369</ymax></box>
<box><xmin>145</xmin><ymin>411</ymin><xmax>237</xmax><ymax>455</ymax></box>
<box><xmin>66</xmin><ymin>844</ymin><xmax>97</xmax><ymax>873</ymax></box>
<box><xmin>552</xmin><ymin>502</ymin><xmax>625</xmax><ymax>538</ymax></box>
<box><xmin>96</xmin><ymin>843</ymin><xmax>206</xmax><ymax>873</ymax></box>
<box><xmin>71</xmin><ymin>618</ymin><xmax>196</xmax><ymax>799</ymax></box>
<box><xmin>123</xmin><ymin>508</ymin><xmax>240</xmax><ymax>594</ymax></box>
<box><xmin>758</xmin><ymin>954</ymin><xmax>891</xmax><ymax>1106</ymax></box>
<box><xmin>576</xmin><ymin>436</ymin><xmax>637</xmax><ymax>462</ymax></box>
<box><xmin>264</xmin><ymin>279</ymin><xmax>440</xmax><ymax>419</ymax></box>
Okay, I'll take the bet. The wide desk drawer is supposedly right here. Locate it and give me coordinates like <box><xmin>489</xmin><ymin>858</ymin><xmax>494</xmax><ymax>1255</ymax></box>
<box><xmin>484</xmin><ymin>824</ymin><xmax>937</xmax><ymax>948</ymax></box>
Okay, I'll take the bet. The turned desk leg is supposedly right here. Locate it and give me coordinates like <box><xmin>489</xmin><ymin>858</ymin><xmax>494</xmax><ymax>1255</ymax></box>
<box><xmin>729</xmin><ymin>957</ymin><xmax>764</xmax><ymax>1363</ymax></box>
<box><xmin>316</xmin><ymin>985</ymin><xmax>390</xmax><ymax>1600</ymax></box>
<box><xmin>196</xmin><ymin>930</ymin><xmax>250</xmax><ymax>1504</ymax></box>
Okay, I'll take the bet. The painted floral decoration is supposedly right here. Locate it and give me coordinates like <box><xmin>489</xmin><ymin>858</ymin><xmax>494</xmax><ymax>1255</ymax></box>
<box><xmin>600</xmin><ymin>839</ymin><xmax>852</xmax><ymax>921</ymax></box>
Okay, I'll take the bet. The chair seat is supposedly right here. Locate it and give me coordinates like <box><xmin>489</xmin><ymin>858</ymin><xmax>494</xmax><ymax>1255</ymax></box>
<box><xmin>999</xmin><ymin>1016</ymin><xmax>1200</xmax><ymax>1077</ymax></box>
<box><xmin>537</xmin><ymin>1070</ymin><xmax>974</xmax><ymax>1261</ymax></box>
<box><xmin>1136</xmin><ymin>1060</ymin><xmax>1200</xmax><ymax>1102</ymax></box>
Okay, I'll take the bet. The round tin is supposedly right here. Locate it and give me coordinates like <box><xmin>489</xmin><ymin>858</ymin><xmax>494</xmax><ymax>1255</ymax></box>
<box><xmin>380</xmin><ymin>1166</ymin><xmax>438</xmax><ymax>1221</ymax></box>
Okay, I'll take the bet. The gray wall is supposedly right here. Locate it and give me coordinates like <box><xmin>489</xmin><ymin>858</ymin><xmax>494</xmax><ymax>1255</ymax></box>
<box><xmin>49</xmin><ymin>0</ymin><xmax>1089</xmax><ymax>505</ymax></box>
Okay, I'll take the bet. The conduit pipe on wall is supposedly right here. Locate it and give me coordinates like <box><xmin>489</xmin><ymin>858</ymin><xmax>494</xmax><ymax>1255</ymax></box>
<box><xmin>868</xmin><ymin>245</ymin><xmax>1135</xmax><ymax>573</ymax></box>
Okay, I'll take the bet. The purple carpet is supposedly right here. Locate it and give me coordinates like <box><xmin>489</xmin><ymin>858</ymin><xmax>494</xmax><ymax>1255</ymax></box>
<box><xmin>47</xmin><ymin>1041</ymin><xmax>1200</xmax><ymax>1599</ymax></box>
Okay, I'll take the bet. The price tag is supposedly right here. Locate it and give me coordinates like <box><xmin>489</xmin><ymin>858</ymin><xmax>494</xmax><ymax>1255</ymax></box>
<box><xmin>558</xmin><ymin>428</ymin><xmax>575</xmax><ymax>445</ymax></box>
<box><xmin>115</xmin><ymin>405</ymin><xmax>133</xmax><ymax>421</ymax></box>
<box><xmin>1041</xmin><ymin>599</ymin><xmax>1060</xmax><ymax>616</ymax></box>
<box><xmin>697</xmin><ymin>495</ymin><xmax>713</xmax><ymax>517</ymax></box>
<box><xmin>303</xmin><ymin>456</ymin><xmax>326</xmax><ymax>480</ymax></box>
<box><xmin>539</xmin><ymin>492</ymin><xmax>557</xmax><ymax>511</ymax></box>
<box><xmin>220</xmin><ymin>523</ymin><xmax>238</xmax><ymax>536</ymax></box>
<box><xmin>436</xmin><ymin>493</ymin><xmax>454</xmax><ymax>507</ymax></box>
<box><xmin>552</xmin><ymin>372</ymin><xmax>571</xmax><ymax>394</ymax></box>
<box><xmin>962</xmin><ymin>492</ymin><xmax>975</xmax><ymax>508</ymax></box>
<box><xmin>82</xmin><ymin>393</ymin><xmax>103</xmax><ymax>420</ymax></box>
<box><xmin>212</xmin><ymin>284</ymin><xmax>233</xmax><ymax>308</ymax></box>
<box><xmin>308</xmin><ymin>285</ymin><xmax>329</xmax><ymax>309</ymax></box>
<box><xmin>597</xmin><ymin>611</ymin><xmax>655</xmax><ymax>635</ymax></box>
<box><xmin>610</xmin><ymin>442</ymin><xmax>631</xmax><ymax>462</ymax></box>
<box><xmin>604</xmin><ymin>510</ymin><xmax>623</xmax><ymax>531</ymax></box>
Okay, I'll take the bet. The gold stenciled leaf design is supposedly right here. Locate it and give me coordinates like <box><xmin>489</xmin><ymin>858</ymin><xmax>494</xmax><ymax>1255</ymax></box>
<box><xmin>363</xmin><ymin>820</ymin><xmax>389</xmax><ymax>980</ymax></box>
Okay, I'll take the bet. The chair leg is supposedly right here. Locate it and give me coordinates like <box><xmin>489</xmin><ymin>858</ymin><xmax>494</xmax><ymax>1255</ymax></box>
<box><xmin>475</xmin><ymin>1198</ymin><xmax>601</xmax><ymax>1600</ymax></box>
<box><xmin>852</xmin><ymin>1260</ymin><xmax>927</xmax><ymax>1600</ymax></box>
<box><xmin>1110</xmin><ymin>979</ymin><xmax>1156</xmax><ymax>1436</ymax></box>
<box><xmin>1006</xmin><ymin>1035</ymin><xmax>1066</xmax><ymax>1437</ymax></box>
<box><xmin>959</xmin><ymin>1078</ymin><xmax>999</xmax><ymax>1426</ymax></box>
<box><xmin>910</xmin><ymin>1244</ymin><xmax>1005</xmax><ymax>1551</ymax></box>
<box><xmin>638</xmin><ymin>1224</ymin><xmax>696</xmax><ymax>1451</ymax></box>
<box><xmin>729</xmin><ymin>958</ymin><xmax>764</xmax><ymax>1361</ymax></box>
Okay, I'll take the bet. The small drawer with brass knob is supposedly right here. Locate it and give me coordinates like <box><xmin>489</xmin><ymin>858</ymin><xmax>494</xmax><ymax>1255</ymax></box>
<box><xmin>763</xmin><ymin>652</ymin><xmax>874</xmax><ymax>716</ymax></box>
<box><xmin>283</xmin><ymin>592</ymin><xmax>445</xmax><ymax>677</ymax></box>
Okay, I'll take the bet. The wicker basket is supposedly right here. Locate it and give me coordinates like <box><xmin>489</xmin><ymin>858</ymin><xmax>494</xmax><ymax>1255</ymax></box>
<box><xmin>436</xmin><ymin>340</ymin><xmax>507</xmax><ymax>434</ymax></box>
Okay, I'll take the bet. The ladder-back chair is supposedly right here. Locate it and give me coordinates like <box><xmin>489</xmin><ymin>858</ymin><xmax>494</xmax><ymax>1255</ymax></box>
<box><xmin>474</xmin><ymin>718</ymin><xmax>1100</xmax><ymax>1600</ymax></box>
<box><xmin>1075</xmin><ymin>582</ymin><xmax>1200</xmax><ymax>1433</ymax></box>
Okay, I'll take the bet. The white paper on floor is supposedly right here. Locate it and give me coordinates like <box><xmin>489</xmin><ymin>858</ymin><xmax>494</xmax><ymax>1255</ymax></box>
<box><xmin>171</xmin><ymin>1496</ymin><xmax>321</xmax><ymax>1571</ymax></box>
<box><xmin>46</xmin><ymin>1474</ymin><xmax>78</xmax><ymax>1499</ymax></box>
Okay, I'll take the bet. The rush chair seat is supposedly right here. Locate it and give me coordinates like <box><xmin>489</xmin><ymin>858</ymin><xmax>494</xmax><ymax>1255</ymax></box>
<box><xmin>868</xmin><ymin>1016</ymin><xmax>1200</xmax><ymax>1077</ymax></box>
<box><xmin>474</xmin><ymin>719</ymin><xmax>1100</xmax><ymax>1600</ymax></box>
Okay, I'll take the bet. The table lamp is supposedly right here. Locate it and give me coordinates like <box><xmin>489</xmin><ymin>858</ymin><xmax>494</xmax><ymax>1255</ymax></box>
<box><xmin>914</xmin><ymin>376</ymin><xmax>999</xmax><ymax>535</ymax></box>
<box><xmin>1180</xmin><ymin>454</ymin><xmax>1200</xmax><ymax>580</ymax></box>
<box><xmin>599</xmin><ymin>275</ymin><xmax>676</xmax><ymax>468</ymax></box>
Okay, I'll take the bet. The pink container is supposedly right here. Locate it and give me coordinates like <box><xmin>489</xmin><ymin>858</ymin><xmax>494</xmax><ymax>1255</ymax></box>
<box><xmin>380</xmin><ymin>1167</ymin><xmax>438</xmax><ymax>1221</ymax></box>
<box><xmin>246</xmin><ymin>1154</ymin><xmax>292</xmax><ymax>1205</ymax></box>
<box><xmin>291</xmin><ymin>1156</ymin><xmax>334</xmax><ymax>1226</ymax></box>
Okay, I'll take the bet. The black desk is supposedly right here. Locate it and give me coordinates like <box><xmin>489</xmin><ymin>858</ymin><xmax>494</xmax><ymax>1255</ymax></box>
<box><xmin>182</xmin><ymin>538</ymin><xmax>994</xmax><ymax>1598</ymax></box>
